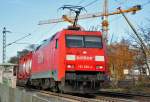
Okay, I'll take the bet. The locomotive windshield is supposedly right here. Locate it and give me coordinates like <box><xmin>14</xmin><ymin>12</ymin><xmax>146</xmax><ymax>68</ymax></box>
<box><xmin>66</xmin><ymin>35</ymin><xmax>102</xmax><ymax>48</ymax></box>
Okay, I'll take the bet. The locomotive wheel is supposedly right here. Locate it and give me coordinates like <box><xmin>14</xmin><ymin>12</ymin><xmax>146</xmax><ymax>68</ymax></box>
<box><xmin>51</xmin><ymin>86</ymin><xmax>59</xmax><ymax>92</ymax></box>
<box><xmin>49</xmin><ymin>79</ymin><xmax>59</xmax><ymax>92</ymax></box>
<box><xmin>37</xmin><ymin>80</ymin><xmax>42</xmax><ymax>90</ymax></box>
<box><xmin>51</xmin><ymin>82</ymin><xmax>59</xmax><ymax>92</ymax></box>
<box><xmin>58</xmin><ymin>78</ymin><xmax>65</xmax><ymax>93</ymax></box>
<box><xmin>41</xmin><ymin>79</ymin><xmax>50</xmax><ymax>90</ymax></box>
<box><xmin>26</xmin><ymin>79</ymin><xmax>32</xmax><ymax>88</ymax></box>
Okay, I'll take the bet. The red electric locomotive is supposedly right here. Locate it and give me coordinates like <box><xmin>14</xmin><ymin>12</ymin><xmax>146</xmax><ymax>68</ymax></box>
<box><xmin>17</xmin><ymin>28</ymin><xmax>108</xmax><ymax>93</ymax></box>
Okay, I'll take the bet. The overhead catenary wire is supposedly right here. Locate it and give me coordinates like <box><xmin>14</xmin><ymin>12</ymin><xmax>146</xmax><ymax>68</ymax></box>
<box><xmin>6</xmin><ymin>33</ymin><xmax>31</xmax><ymax>47</ymax></box>
<box><xmin>114</xmin><ymin>0</ymin><xmax>129</xmax><ymax>9</ymax></box>
<box><xmin>115</xmin><ymin>0</ymin><xmax>150</xmax><ymax>8</ymax></box>
<box><xmin>34</xmin><ymin>23</ymin><xmax>58</xmax><ymax>44</ymax></box>
<box><xmin>114</xmin><ymin>0</ymin><xmax>129</xmax><ymax>6</ymax></box>
<box><xmin>141</xmin><ymin>0</ymin><xmax>150</xmax><ymax>7</ymax></box>
<box><xmin>7</xmin><ymin>25</ymin><xmax>43</xmax><ymax>46</ymax></box>
<box><xmin>84</xmin><ymin>0</ymin><xmax>99</xmax><ymax>7</ymax></box>
<box><xmin>76</xmin><ymin>0</ymin><xmax>86</xmax><ymax>6</ymax></box>
<box><xmin>13</xmin><ymin>42</ymin><xmax>34</xmax><ymax>45</ymax></box>
<box><xmin>117</xmin><ymin>0</ymin><xmax>150</xmax><ymax>32</ymax></box>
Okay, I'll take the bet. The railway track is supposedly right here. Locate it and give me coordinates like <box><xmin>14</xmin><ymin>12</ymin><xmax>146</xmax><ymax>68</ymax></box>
<box><xmin>17</xmin><ymin>86</ymin><xmax>150</xmax><ymax>102</ymax></box>
<box><xmin>97</xmin><ymin>91</ymin><xmax>150</xmax><ymax>98</ymax></box>
<box><xmin>37</xmin><ymin>91</ymin><xmax>139</xmax><ymax>102</ymax></box>
<box><xmin>94</xmin><ymin>91</ymin><xmax>150</xmax><ymax>102</ymax></box>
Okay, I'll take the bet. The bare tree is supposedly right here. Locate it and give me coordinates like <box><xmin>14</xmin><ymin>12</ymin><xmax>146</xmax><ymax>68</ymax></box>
<box><xmin>127</xmin><ymin>23</ymin><xmax>150</xmax><ymax>77</ymax></box>
<box><xmin>8</xmin><ymin>56</ymin><xmax>19</xmax><ymax>64</ymax></box>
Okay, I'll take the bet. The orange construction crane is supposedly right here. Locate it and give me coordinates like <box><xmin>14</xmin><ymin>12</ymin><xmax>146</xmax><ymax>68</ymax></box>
<box><xmin>38</xmin><ymin>4</ymin><xmax>141</xmax><ymax>42</ymax></box>
<box><xmin>102</xmin><ymin>0</ymin><xmax>109</xmax><ymax>42</ymax></box>
<box><xmin>38</xmin><ymin>5</ymin><xmax>141</xmax><ymax>25</ymax></box>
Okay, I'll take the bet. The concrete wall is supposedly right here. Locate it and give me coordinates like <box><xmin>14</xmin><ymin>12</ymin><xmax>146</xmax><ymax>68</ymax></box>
<box><xmin>0</xmin><ymin>70</ymin><xmax>2</xmax><ymax>83</ymax></box>
<box><xmin>0</xmin><ymin>84</ymin><xmax>74</xmax><ymax>102</ymax></box>
<box><xmin>0</xmin><ymin>84</ymin><xmax>49</xmax><ymax>102</ymax></box>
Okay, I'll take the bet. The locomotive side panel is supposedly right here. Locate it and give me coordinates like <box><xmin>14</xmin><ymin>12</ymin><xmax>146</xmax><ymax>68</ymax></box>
<box><xmin>57</xmin><ymin>31</ymin><xmax>67</xmax><ymax>81</ymax></box>
<box><xmin>31</xmin><ymin>43</ymin><xmax>52</xmax><ymax>79</ymax></box>
<box><xmin>30</xmin><ymin>32</ymin><xmax>62</xmax><ymax>81</ymax></box>
<box><xmin>50</xmin><ymin>35</ymin><xmax>59</xmax><ymax>81</ymax></box>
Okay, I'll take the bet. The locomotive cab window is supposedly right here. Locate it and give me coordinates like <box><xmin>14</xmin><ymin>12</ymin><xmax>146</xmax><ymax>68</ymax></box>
<box><xmin>66</xmin><ymin>36</ymin><xmax>83</xmax><ymax>48</ymax></box>
<box><xmin>85</xmin><ymin>36</ymin><xmax>102</xmax><ymax>48</ymax></box>
<box><xmin>66</xmin><ymin>35</ymin><xmax>102</xmax><ymax>48</ymax></box>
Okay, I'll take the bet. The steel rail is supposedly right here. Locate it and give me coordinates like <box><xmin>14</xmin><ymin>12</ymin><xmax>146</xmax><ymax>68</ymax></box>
<box><xmin>17</xmin><ymin>86</ymin><xmax>148</xmax><ymax>102</ymax></box>
<box><xmin>96</xmin><ymin>91</ymin><xmax>150</xmax><ymax>97</ymax></box>
<box><xmin>37</xmin><ymin>90</ymin><xmax>137</xmax><ymax>102</ymax></box>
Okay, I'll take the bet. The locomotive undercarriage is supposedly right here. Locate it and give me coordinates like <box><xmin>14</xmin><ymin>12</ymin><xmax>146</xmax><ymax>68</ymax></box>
<box><xmin>27</xmin><ymin>78</ymin><xmax>59</xmax><ymax>92</ymax></box>
<box><xmin>61</xmin><ymin>71</ymin><xmax>106</xmax><ymax>93</ymax></box>
<box><xmin>24</xmin><ymin>71</ymin><xmax>106</xmax><ymax>93</ymax></box>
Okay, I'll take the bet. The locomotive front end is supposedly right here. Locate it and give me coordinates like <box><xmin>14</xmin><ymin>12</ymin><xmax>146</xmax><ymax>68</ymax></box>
<box><xmin>62</xmin><ymin>30</ymin><xmax>108</xmax><ymax>93</ymax></box>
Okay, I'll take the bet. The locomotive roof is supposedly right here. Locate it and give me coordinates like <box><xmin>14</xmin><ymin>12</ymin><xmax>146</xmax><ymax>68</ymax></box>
<box><xmin>34</xmin><ymin>29</ymin><xmax>102</xmax><ymax>51</ymax></box>
<box><xmin>35</xmin><ymin>33</ymin><xmax>57</xmax><ymax>51</ymax></box>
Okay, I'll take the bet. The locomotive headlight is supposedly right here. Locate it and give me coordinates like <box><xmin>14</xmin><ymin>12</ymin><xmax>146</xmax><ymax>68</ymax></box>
<box><xmin>66</xmin><ymin>55</ymin><xmax>76</xmax><ymax>61</ymax></box>
<box><xmin>67</xmin><ymin>64</ymin><xmax>75</xmax><ymax>68</ymax></box>
<box><xmin>95</xmin><ymin>56</ymin><xmax>104</xmax><ymax>61</ymax></box>
<box><xmin>67</xmin><ymin>65</ymin><xmax>71</xmax><ymax>68</ymax></box>
<box><xmin>96</xmin><ymin>65</ymin><xmax>103</xmax><ymax>69</ymax></box>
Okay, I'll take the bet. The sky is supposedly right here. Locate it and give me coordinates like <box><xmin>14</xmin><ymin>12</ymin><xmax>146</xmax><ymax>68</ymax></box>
<box><xmin>0</xmin><ymin>0</ymin><xmax>150</xmax><ymax>63</ymax></box>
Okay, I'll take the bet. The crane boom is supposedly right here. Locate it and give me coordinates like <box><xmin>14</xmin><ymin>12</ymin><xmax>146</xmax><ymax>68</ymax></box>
<box><xmin>38</xmin><ymin>5</ymin><xmax>141</xmax><ymax>25</ymax></box>
<box><xmin>62</xmin><ymin>15</ymin><xmax>74</xmax><ymax>24</ymax></box>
